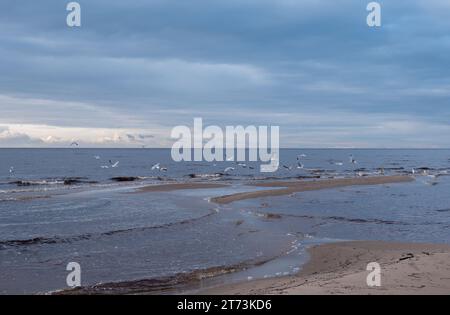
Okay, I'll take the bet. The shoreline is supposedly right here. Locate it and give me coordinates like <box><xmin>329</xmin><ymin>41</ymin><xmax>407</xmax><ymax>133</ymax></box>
<box><xmin>200</xmin><ymin>241</ymin><xmax>450</xmax><ymax>295</ymax></box>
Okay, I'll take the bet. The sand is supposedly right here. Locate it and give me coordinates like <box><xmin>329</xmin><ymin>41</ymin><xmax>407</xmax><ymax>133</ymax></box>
<box><xmin>201</xmin><ymin>241</ymin><xmax>450</xmax><ymax>295</ymax></box>
<box><xmin>211</xmin><ymin>175</ymin><xmax>414</xmax><ymax>204</ymax></box>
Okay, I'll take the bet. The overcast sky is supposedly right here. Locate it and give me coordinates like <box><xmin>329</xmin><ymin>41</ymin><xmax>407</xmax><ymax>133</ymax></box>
<box><xmin>0</xmin><ymin>0</ymin><xmax>449</xmax><ymax>148</ymax></box>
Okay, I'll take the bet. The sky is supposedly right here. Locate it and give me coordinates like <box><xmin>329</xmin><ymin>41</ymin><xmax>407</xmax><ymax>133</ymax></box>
<box><xmin>0</xmin><ymin>0</ymin><xmax>449</xmax><ymax>148</ymax></box>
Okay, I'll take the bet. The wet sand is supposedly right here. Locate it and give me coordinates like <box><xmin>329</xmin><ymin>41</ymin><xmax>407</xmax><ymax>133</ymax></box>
<box><xmin>211</xmin><ymin>175</ymin><xmax>413</xmax><ymax>204</ymax></box>
<box><xmin>201</xmin><ymin>241</ymin><xmax>450</xmax><ymax>295</ymax></box>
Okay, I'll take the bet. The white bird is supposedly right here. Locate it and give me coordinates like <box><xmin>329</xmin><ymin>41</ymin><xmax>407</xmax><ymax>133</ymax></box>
<box><xmin>151</xmin><ymin>163</ymin><xmax>160</xmax><ymax>170</ymax></box>
<box><xmin>334</xmin><ymin>162</ymin><xmax>344</xmax><ymax>166</ymax></box>
<box><xmin>296</xmin><ymin>162</ymin><xmax>304</xmax><ymax>169</ymax></box>
<box><xmin>9</xmin><ymin>166</ymin><xmax>14</xmax><ymax>174</ymax></box>
<box><xmin>110</xmin><ymin>161</ymin><xmax>119</xmax><ymax>168</ymax></box>
<box><xmin>349</xmin><ymin>155</ymin><xmax>357</xmax><ymax>164</ymax></box>
<box><xmin>412</xmin><ymin>168</ymin><xmax>416</xmax><ymax>175</ymax></box>
<box><xmin>160</xmin><ymin>167</ymin><xmax>168</xmax><ymax>172</ymax></box>
<box><xmin>94</xmin><ymin>155</ymin><xmax>100</xmax><ymax>160</ymax></box>
<box><xmin>100</xmin><ymin>165</ymin><xmax>109</xmax><ymax>169</ymax></box>
<box><xmin>224</xmin><ymin>167</ymin><xmax>235</xmax><ymax>173</ymax></box>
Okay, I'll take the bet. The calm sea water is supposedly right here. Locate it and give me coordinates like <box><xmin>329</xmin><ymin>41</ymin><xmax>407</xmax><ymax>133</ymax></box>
<box><xmin>0</xmin><ymin>149</ymin><xmax>449</xmax><ymax>294</ymax></box>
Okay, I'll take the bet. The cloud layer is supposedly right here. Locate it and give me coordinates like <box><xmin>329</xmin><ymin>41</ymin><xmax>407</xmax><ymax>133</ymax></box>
<box><xmin>0</xmin><ymin>0</ymin><xmax>449</xmax><ymax>147</ymax></box>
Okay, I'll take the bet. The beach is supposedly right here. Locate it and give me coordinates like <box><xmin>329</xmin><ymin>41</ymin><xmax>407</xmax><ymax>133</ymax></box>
<box><xmin>200</xmin><ymin>241</ymin><xmax>450</xmax><ymax>295</ymax></box>
<box><xmin>1</xmin><ymin>149</ymin><xmax>449</xmax><ymax>294</ymax></box>
<box><xmin>132</xmin><ymin>175</ymin><xmax>450</xmax><ymax>295</ymax></box>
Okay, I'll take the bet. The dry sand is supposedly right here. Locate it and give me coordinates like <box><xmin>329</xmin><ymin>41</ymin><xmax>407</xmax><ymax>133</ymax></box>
<box><xmin>211</xmin><ymin>175</ymin><xmax>414</xmax><ymax>204</ymax></box>
<box><xmin>201</xmin><ymin>241</ymin><xmax>450</xmax><ymax>295</ymax></box>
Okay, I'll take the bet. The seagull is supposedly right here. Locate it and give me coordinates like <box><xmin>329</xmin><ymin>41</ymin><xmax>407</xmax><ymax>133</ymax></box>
<box><xmin>283</xmin><ymin>165</ymin><xmax>293</xmax><ymax>170</ymax></box>
<box><xmin>109</xmin><ymin>160</ymin><xmax>119</xmax><ymax>168</ymax></box>
<box><xmin>334</xmin><ymin>162</ymin><xmax>344</xmax><ymax>166</ymax></box>
<box><xmin>70</xmin><ymin>141</ymin><xmax>79</xmax><ymax>147</ymax></box>
<box><xmin>349</xmin><ymin>155</ymin><xmax>357</xmax><ymax>164</ymax></box>
<box><xmin>412</xmin><ymin>168</ymin><xmax>416</xmax><ymax>175</ymax></box>
<box><xmin>296</xmin><ymin>162</ymin><xmax>304</xmax><ymax>169</ymax></box>
<box><xmin>100</xmin><ymin>165</ymin><xmax>109</xmax><ymax>169</ymax></box>
<box><xmin>9</xmin><ymin>166</ymin><xmax>14</xmax><ymax>174</ymax></box>
<box><xmin>160</xmin><ymin>167</ymin><xmax>168</xmax><ymax>172</ymax></box>
<box><xmin>224</xmin><ymin>167</ymin><xmax>235</xmax><ymax>173</ymax></box>
<box><xmin>94</xmin><ymin>155</ymin><xmax>101</xmax><ymax>160</ymax></box>
<box><xmin>151</xmin><ymin>163</ymin><xmax>160</xmax><ymax>170</ymax></box>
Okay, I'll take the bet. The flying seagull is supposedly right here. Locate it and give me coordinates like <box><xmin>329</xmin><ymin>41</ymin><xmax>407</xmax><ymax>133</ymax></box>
<box><xmin>151</xmin><ymin>163</ymin><xmax>161</xmax><ymax>170</ymax></box>
<box><xmin>70</xmin><ymin>141</ymin><xmax>79</xmax><ymax>147</ymax></box>
<box><xmin>109</xmin><ymin>160</ymin><xmax>119</xmax><ymax>168</ymax></box>
<box><xmin>296</xmin><ymin>162</ymin><xmax>304</xmax><ymax>169</ymax></box>
<box><xmin>9</xmin><ymin>166</ymin><xmax>14</xmax><ymax>174</ymax></box>
<box><xmin>224</xmin><ymin>167</ymin><xmax>235</xmax><ymax>173</ymax></box>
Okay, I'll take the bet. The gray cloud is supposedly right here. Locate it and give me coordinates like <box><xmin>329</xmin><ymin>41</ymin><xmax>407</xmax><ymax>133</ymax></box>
<box><xmin>0</xmin><ymin>0</ymin><xmax>449</xmax><ymax>147</ymax></box>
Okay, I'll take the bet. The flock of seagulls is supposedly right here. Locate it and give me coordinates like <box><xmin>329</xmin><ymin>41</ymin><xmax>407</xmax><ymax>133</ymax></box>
<box><xmin>5</xmin><ymin>144</ymin><xmax>448</xmax><ymax>186</ymax></box>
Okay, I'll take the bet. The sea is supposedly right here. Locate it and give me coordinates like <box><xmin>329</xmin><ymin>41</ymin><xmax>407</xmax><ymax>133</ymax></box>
<box><xmin>0</xmin><ymin>148</ymin><xmax>449</xmax><ymax>294</ymax></box>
